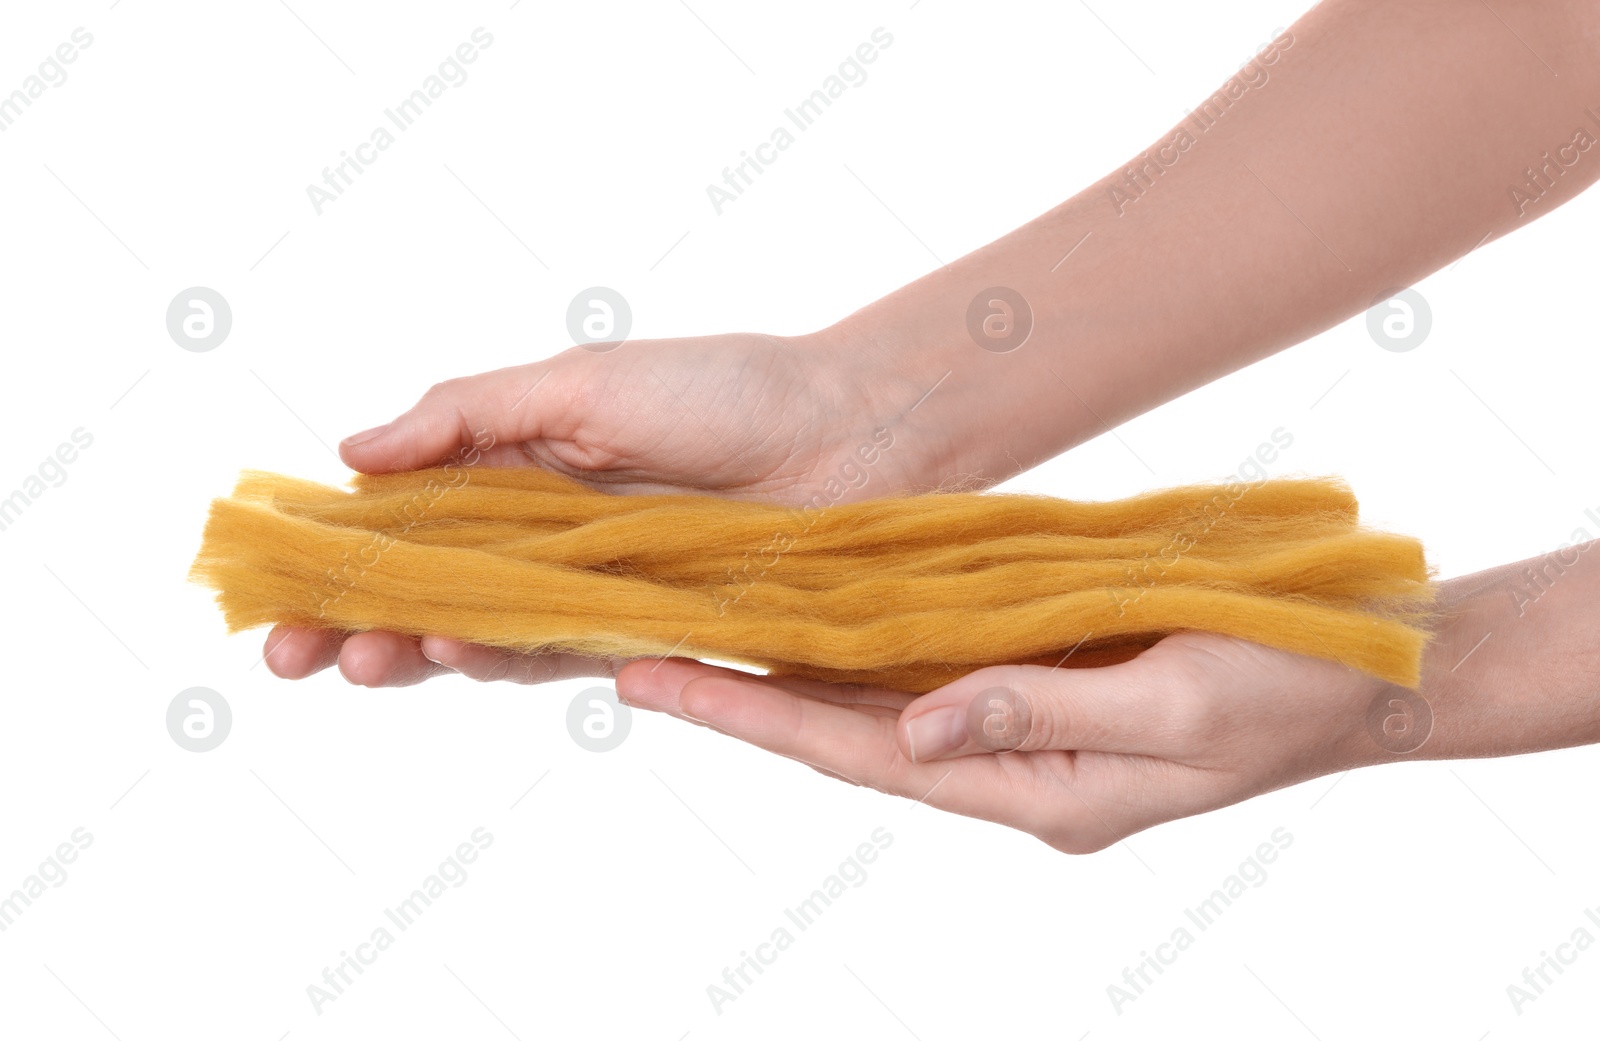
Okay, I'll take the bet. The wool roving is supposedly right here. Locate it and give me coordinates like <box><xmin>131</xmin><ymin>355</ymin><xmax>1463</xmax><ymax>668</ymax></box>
<box><xmin>189</xmin><ymin>465</ymin><xmax>1435</xmax><ymax>693</ymax></box>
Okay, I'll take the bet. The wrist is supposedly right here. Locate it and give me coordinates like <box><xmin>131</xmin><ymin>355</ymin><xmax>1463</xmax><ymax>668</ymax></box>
<box><xmin>1361</xmin><ymin>551</ymin><xmax>1600</xmax><ymax>766</ymax></box>
<box><xmin>803</xmin><ymin>316</ymin><xmax>980</xmax><ymax>494</ymax></box>
<box><xmin>817</xmin><ymin>258</ymin><xmax>1091</xmax><ymax>491</ymax></box>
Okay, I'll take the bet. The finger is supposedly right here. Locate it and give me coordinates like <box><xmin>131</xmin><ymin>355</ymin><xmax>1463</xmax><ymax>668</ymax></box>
<box><xmin>673</xmin><ymin>672</ymin><xmax>940</xmax><ymax>793</ymax></box>
<box><xmin>614</xmin><ymin>658</ymin><xmax>759</xmax><ymax>742</ymax></box>
<box><xmin>619</xmin><ymin>659</ymin><xmax>914</xmax><ymax>718</ymax></box>
<box><xmin>263</xmin><ymin>626</ymin><xmax>342</xmax><ymax>679</ymax></box>
<box><xmin>749</xmin><ymin>672</ymin><xmax>920</xmax><ymax>714</ymax></box>
<box><xmin>337</xmin><ymin>630</ymin><xmax>451</xmax><ymax>687</ymax></box>
<box><xmin>419</xmin><ymin>636</ymin><xmax>624</xmax><ymax>684</ymax></box>
<box><xmin>617</xmin><ymin>658</ymin><xmax>750</xmax><ymax>718</ymax></box>
<box><xmin>338</xmin><ymin>362</ymin><xmax>572</xmax><ymax>474</ymax></box>
<box><xmin>896</xmin><ymin>659</ymin><xmax>1190</xmax><ymax>763</ymax></box>
<box><xmin>625</xmin><ymin>661</ymin><xmax>1127</xmax><ymax>842</ymax></box>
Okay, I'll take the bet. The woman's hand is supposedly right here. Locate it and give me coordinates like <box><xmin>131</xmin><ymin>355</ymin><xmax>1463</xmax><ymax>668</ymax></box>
<box><xmin>616</xmin><ymin>632</ymin><xmax>1390</xmax><ymax>853</ymax></box>
<box><xmin>263</xmin><ymin>329</ymin><xmax>940</xmax><ymax>687</ymax></box>
<box><xmin>613</xmin><ymin>550</ymin><xmax>1600</xmax><ymax>851</ymax></box>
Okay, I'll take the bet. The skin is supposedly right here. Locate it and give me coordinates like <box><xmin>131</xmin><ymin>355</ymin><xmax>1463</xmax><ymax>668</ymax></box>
<box><xmin>266</xmin><ymin>0</ymin><xmax>1600</xmax><ymax>851</ymax></box>
<box><xmin>617</xmin><ymin>550</ymin><xmax>1600</xmax><ymax>854</ymax></box>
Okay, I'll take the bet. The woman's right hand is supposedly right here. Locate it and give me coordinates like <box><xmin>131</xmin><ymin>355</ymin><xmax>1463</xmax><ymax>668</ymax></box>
<box><xmin>263</xmin><ymin>328</ymin><xmax>937</xmax><ymax>687</ymax></box>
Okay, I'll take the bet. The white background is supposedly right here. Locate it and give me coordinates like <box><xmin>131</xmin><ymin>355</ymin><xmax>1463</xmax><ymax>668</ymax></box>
<box><xmin>2</xmin><ymin>1</ymin><xmax>1597</xmax><ymax>1037</ymax></box>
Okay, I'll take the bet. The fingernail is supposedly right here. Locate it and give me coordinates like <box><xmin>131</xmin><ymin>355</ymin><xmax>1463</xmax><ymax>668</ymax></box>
<box><xmin>904</xmin><ymin>705</ymin><xmax>965</xmax><ymax>763</ymax></box>
<box><xmin>342</xmin><ymin>423</ymin><xmax>390</xmax><ymax>447</ymax></box>
<box><xmin>418</xmin><ymin>639</ymin><xmax>456</xmax><ymax>668</ymax></box>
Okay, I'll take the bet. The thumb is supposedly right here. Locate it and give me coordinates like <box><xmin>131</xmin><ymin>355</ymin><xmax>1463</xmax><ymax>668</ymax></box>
<box><xmin>896</xmin><ymin>659</ymin><xmax>1181</xmax><ymax>763</ymax></box>
<box><xmin>338</xmin><ymin>363</ymin><xmax>566</xmax><ymax>474</ymax></box>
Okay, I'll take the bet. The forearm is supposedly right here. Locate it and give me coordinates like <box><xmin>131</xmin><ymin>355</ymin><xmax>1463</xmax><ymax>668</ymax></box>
<box><xmin>831</xmin><ymin>0</ymin><xmax>1600</xmax><ymax>487</ymax></box>
<box><xmin>1348</xmin><ymin>541</ymin><xmax>1600</xmax><ymax>767</ymax></box>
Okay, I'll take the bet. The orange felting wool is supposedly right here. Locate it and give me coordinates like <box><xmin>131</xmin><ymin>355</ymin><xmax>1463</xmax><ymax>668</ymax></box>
<box><xmin>189</xmin><ymin>466</ymin><xmax>1436</xmax><ymax>693</ymax></box>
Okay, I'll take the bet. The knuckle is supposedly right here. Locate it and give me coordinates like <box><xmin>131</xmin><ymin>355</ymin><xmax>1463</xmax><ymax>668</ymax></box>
<box><xmin>507</xmin><ymin>655</ymin><xmax>540</xmax><ymax>684</ymax></box>
<box><xmin>1155</xmin><ymin>668</ymin><xmax>1226</xmax><ymax>749</ymax></box>
<box><xmin>999</xmin><ymin>673</ymin><xmax>1067</xmax><ymax>752</ymax></box>
<box><xmin>832</xmin><ymin>682</ymin><xmax>874</xmax><ymax>706</ymax></box>
<box><xmin>964</xmin><ymin>668</ymin><xmax>1040</xmax><ymax>752</ymax></box>
<box><xmin>1018</xmin><ymin>691</ymin><xmax>1066</xmax><ymax>752</ymax></box>
<box><xmin>838</xmin><ymin>744</ymin><xmax>898</xmax><ymax>796</ymax></box>
<box><xmin>475</xmin><ymin>657</ymin><xmax>512</xmax><ymax>683</ymax></box>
